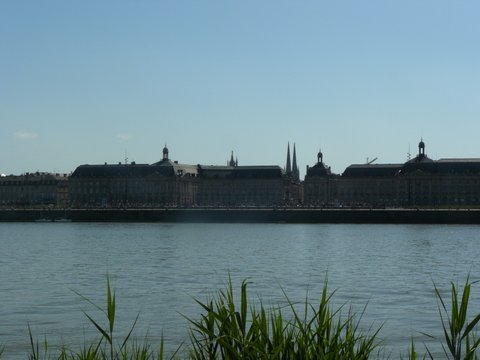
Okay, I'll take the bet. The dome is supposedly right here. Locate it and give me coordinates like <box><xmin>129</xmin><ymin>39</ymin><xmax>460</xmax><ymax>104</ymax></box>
<box><xmin>419</xmin><ymin>139</ymin><xmax>425</xmax><ymax>149</ymax></box>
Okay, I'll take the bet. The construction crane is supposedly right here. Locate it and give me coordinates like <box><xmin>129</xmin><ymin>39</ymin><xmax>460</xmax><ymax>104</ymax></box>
<box><xmin>366</xmin><ymin>157</ymin><xmax>378</xmax><ymax>165</ymax></box>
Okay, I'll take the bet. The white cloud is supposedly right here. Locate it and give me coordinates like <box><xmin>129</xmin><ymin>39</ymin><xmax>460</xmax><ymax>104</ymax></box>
<box><xmin>117</xmin><ymin>134</ymin><xmax>132</xmax><ymax>141</ymax></box>
<box><xmin>14</xmin><ymin>132</ymin><xmax>39</xmax><ymax>140</ymax></box>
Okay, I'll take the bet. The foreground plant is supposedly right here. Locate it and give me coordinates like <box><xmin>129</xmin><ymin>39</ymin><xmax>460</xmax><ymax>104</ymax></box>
<box><xmin>19</xmin><ymin>275</ymin><xmax>480</xmax><ymax>359</ymax></box>
<box><xmin>186</xmin><ymin>276</ymin><xmax>381</xmax><ymax>359</ymax></box>
<box><xmin>432</xmin><ymin>276</ymin><xmax>480</xmax><ymax>359</ymax></box>
<box><xmin>405</xmin><ymin>276</ymin><xmax>480</xmax><ymax>360</ymax></box>
<box><xmin>27</xmin><ymin>274</ymin><xmax>167</xmax><ymax>360</ymax></box>
<box><xmin>74</xmin><ymin>274</ymin><xmax>140</xmax><ymax>359</ymax></box>
<box><xmin>403</xmin><ymin>338</ymin><xmax>426</xmax><ymax>360</ymax></box>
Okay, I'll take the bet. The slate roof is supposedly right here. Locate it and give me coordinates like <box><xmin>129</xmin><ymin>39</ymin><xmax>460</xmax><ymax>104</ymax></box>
<box><xmin>71</xmin><ymin>160</ymin><xmax>198</xmax><ymax>178</ymax></box>
<box><xmin>0</xmin><ymin>172</ymin><xmax>68</xmax><ymax>184</ymax></box>
<box><xmin>342</xmin><ymin>164</ymin><xmax>403</xmax><ymax>177</ymax></box>
<box><xmin>305</xmin><ymin>162</ymin><xmax>332</xmax><ymax>177</ymax></box>
<box><xmin>400</xmin><ymin>158</ymin><xmax>480</xmax><ymax>175</ymax></box>
<box><xmin>340</xmin><ymin>156</ymin><xmax>480</xmax><ymax>177</ymax></box>
<box><xmin>198</xmin><ymin>165</ymin><xmax>284</xmax><ymax>179</ymax></box>
<box><xmin>438</xmin><ymin>158</ymin><xmax>480</xmax><ymax>163</ymax></box>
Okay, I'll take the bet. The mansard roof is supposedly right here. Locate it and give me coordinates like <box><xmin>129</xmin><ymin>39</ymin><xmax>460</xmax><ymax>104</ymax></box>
<box><xmin>342</xmin><ymin>164</ymin><xmax>403</xmax><ymax>177</ymax></box>
<box><xmin>405</xmin><ymin>154</ymin><xmax>434</xmax><ymax>164</ymax></box>
<box><xmin>71</xmin><ymin>161</ymin><xmax>198</xmax><ymax>178</ymax></box>
<box><xmin>198</xmin><ymin>165</ymin><xmax>284</xmax><ymax>179</ymax></box>
<box><xmin>71</xmin><ymin>164</ymin><xmax>148</xmax><ymax>177</ymax></box>
<box><xmin>305</xmin><ymin>162</ymin><xmax>332</xmax><ymax>177</ymax></box>
<box><xmin>438</xmin><ymin>158</ymin><xmax>480</xmax><ymax>162</ymax></box>
<box><xmin>340</xmin><ymin>157</ymin><xmax>480</xmax><ymax>178</ymax></box>
<box><xmin>0</xmin><ymin>172</ymin><xmax>68</xmax><ymax>184</ymax></box>
<box><xmin>400</xmin><ymin>158</ymin><xmax>480</xmax><ymax>175</ymax></box>
<box><xmin>437</xmin><ymin>159</ymin><xmax>480</xmax><ymax>174</ymax></box>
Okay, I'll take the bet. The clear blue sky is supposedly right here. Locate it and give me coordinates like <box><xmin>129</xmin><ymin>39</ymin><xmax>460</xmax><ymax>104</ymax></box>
<box><xmin>1</xmin><ymin>1</ymin><xmax>479</xmax><ymax>176</ymax></box>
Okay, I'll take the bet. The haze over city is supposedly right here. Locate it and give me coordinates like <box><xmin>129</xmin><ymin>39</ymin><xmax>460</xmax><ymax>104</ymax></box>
<box><xmin>2</xmin><ymin>1</ymin><xmax>479</xmax><ymax>176</ymax></box>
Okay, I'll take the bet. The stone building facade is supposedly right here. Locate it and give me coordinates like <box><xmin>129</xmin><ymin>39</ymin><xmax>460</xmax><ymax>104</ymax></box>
<box><xmin>5</xmin><ymin>140</ymin><xmax>480</xmax><ymax>209</ymax></box>
<box><xmin>69</xmin><ymin>146</ymin><xmax>302</xmax><ymax>208</ymax></box>
<box><xmin>0</xmin><ymin>172</ymin><xmax>69</xmax><ymax>207</ymax></box>
<box><xmin>304</xmin><ymin>140</ymin><xmax>480</xmax><ymax>207</ymax></box>
<box><xmin>69</xmin><ymin>146</ymin><xmax>198</xmax><ymax>208</ymax></box>
<box><xmin>196</xmin><ymin>165</ymin><xmax>288</xmax><ymax>206</ymax></box>
<box><xmin>304</xmin><ymin>150</ymin><xmax>338</xmax><ymax>206</ymax></box>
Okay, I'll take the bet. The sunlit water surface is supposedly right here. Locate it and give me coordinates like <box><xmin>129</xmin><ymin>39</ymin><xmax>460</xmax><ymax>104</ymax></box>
<box><xmin>1</xmin><ymin>223</ymin><xmax>480</xmax><ymax>358</ymax></box>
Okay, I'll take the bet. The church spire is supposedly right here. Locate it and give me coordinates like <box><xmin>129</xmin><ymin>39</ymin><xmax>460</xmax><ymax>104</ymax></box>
<box><xmin>292</xmin><ymin>143</ymin><xmax>299</xmax><ymax>181</ymax></box>
<box><xmin>286</xmin><ymin>142</ymin><xmax>292</xmax><ymax>175</ymax></box>
<box><xmin>228</xmin><ymin>151</ymin><xmax>237</xmax><ymax>167</ymax></box>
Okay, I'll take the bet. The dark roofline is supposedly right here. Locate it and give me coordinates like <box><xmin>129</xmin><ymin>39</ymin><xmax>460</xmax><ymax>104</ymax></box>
<box><xmin>342</xmin><ymin>164</ymin><xmax>403</xmax><ymax>177</ymax></box>
<box><xmin>437</xmin><ymin>158</ymin><xmax>480</xmax><ymax>163</ymax></box>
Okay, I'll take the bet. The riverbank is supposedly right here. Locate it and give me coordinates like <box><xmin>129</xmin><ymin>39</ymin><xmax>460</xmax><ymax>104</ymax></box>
<box><xmin>2</xmin><ymin>207</ymin><xmax>480</xmax><ymax>223</ymax></box>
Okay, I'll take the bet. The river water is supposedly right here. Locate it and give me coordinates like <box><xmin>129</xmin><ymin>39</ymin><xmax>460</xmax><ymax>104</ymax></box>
<box><xmin>0</xmin><ymin>223</ymin><xmax>479</xmax><ymax>358</ymax></box>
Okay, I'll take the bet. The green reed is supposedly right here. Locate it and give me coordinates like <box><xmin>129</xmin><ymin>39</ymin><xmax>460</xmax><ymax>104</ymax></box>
<box><xmin>186</xmin><ymin>276</ymin><xmax>381</xmax><ymax>359</ymax></box>
<box><xmin>27</xmin><ymin>274</ymin><xmax>165</xmax><ymax>360</ymax></box>
<box><xmin>403</xmin><ymin>276</ymin><xmax>480</xmax><ymax>360</ymax></box>
<box><xmin>431</xmin><ymin>276</ymin><xmax>480</xmax><ymax>359</ymax></box>
<box><xmin>10</xmin><ymin>275</ymin><xmax>480</xmax><ymax>359</ymax></box>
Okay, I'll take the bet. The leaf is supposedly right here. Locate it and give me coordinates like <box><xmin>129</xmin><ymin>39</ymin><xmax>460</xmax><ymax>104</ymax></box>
<box><xmin>463</xmin><ymin>313</ymin><xmax>480</xmax><ymax>340</ymax></box>
<box><xmin>107</xmin><ymin>274</ymin><xmax>116</xmax><ymax>334</ymax></box>
<box><xmin>27</xmin><ymin>323</ymin><xmax>39</xmax><ymax>360</ymax></box>
<box><xmin>84</xmin><ymin>311</ymin><xmax>111</xmax><ymax>344</ymax></box>
<box><xmin>120</xmin><ymin>312</ymin><xmax>140</xmax><ymax>350</ymax></box>
<box><xmin>71</xmin><ymin>289</ymin><xmax>106</xmax><ymax>317</ymax></box>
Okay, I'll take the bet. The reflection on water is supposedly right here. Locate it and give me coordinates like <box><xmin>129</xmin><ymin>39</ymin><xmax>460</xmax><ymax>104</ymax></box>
<box><xmin>1</xmin><ymin>223</ymin><xmax>480</xmax><ymax>358</ymax></box>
